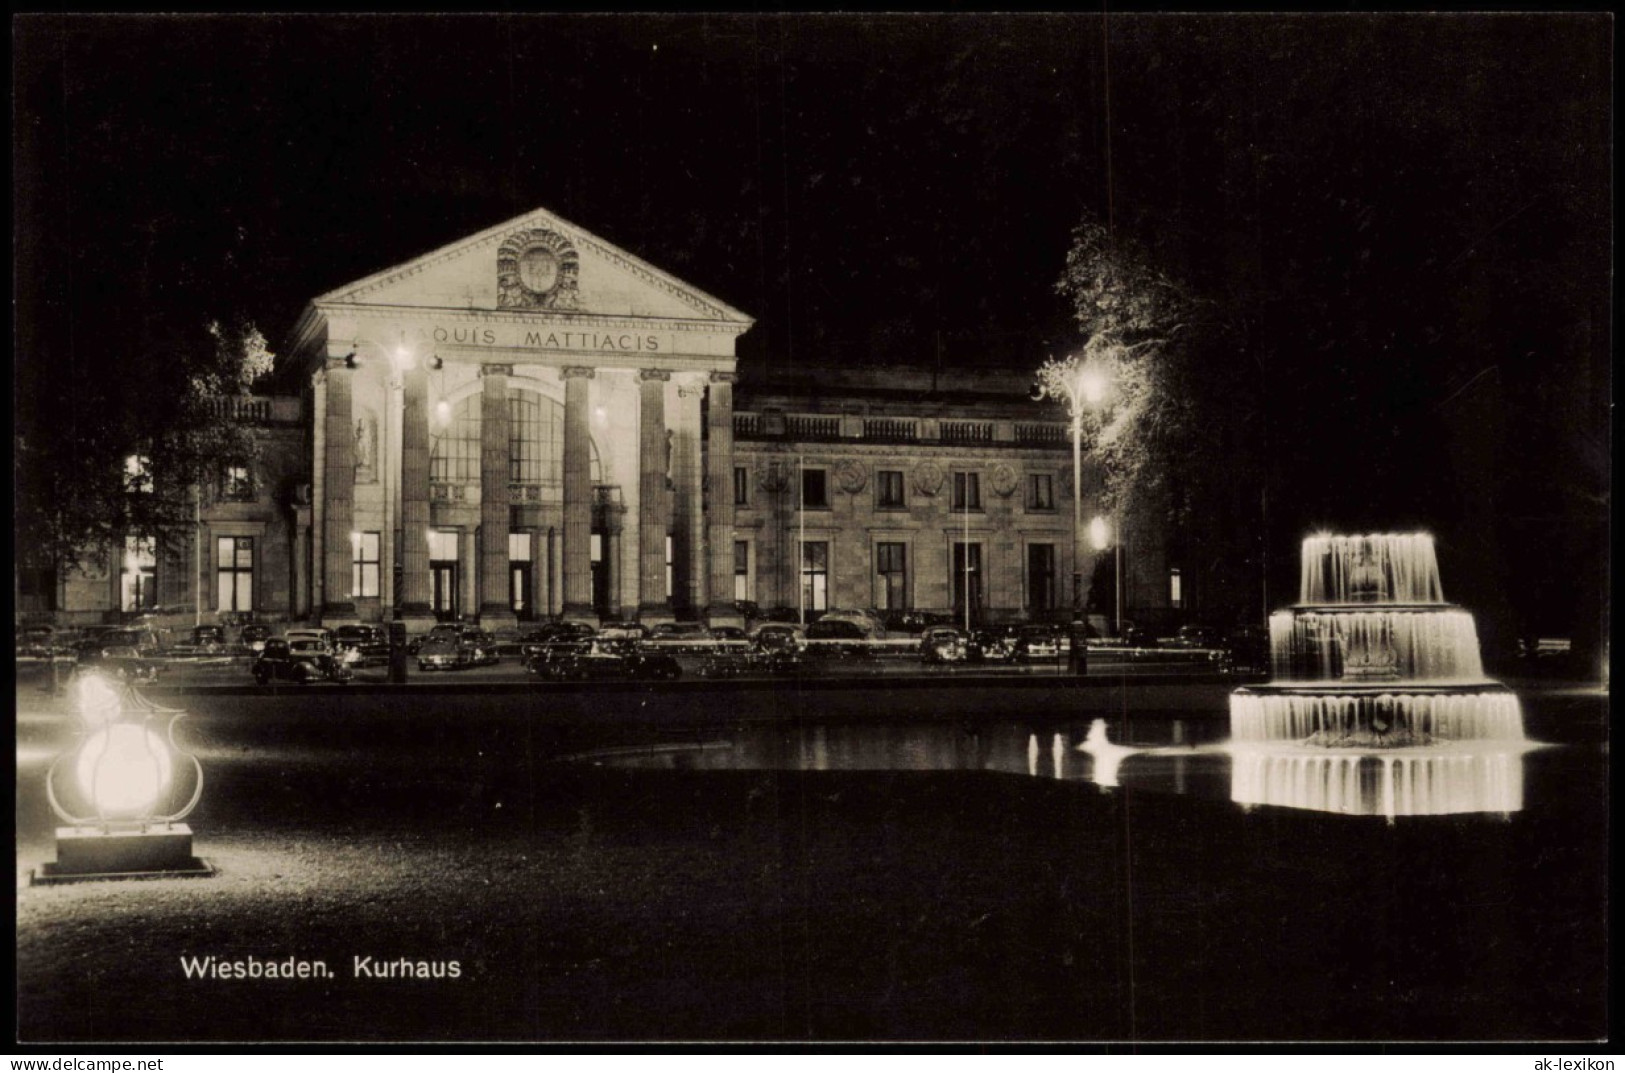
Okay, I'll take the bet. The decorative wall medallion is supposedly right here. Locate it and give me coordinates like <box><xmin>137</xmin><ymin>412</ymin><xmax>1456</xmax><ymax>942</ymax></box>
<box><xmin>913</xmin><ymin>461</ymin><xmax>945</xmax><ymax>497</ymax></box>
<box><xmin>836</xmin><ymin>459</ymin><xmax>868</xmax><ymax>494</ymax></box>
<box><xmin>759</xmin><ymin>459</ymin><xmax>790</xmax><ymax>494</ymax></box>
<box><xmin>497</xmin><ymin>228</ymin><xmax>581</xmax><ymax>310</ymax></box>
<box><xmin>990</xmin><ymin>463</ymin><xmax>1018</xmax><ymax>498</ymax></box>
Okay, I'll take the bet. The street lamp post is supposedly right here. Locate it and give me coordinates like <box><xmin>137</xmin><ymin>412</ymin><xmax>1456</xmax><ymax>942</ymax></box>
<box><xmin>1034</xmin><ymin>355</ymin><xmax>1110</xmax><ymax>673</ymax></box>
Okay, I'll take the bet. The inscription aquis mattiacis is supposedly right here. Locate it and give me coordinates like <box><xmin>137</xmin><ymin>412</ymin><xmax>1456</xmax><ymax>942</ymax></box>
<box><xmin>431</xmin><ymin>324</ymin><xmax>664</xmax><ymax>352</ymax></box>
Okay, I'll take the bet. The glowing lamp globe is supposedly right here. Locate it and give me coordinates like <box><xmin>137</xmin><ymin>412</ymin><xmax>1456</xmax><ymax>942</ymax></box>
<box><xmin>75</xmin><ymin>724</ymin><xmax>174</xmax><ymax>819</ymax></box>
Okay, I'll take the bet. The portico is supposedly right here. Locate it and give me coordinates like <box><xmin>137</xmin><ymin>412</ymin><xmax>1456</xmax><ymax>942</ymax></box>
<box><xmin>290</xmin><ymin>205</ymin><xmax>753</xmax><ymax>634</ymax></box>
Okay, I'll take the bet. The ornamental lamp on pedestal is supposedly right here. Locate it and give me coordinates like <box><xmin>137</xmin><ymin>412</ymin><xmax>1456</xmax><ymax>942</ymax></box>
<box><xmin>34</xmin><ymin>673</ymin><xmax>214</xmax><ymax>884</ymax></box>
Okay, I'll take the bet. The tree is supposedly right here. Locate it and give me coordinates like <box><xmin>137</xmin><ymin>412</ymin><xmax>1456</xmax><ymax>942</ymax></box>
<box><xmin>15</xmin><ymin>318</ymin><xmax>276</xmax><ymax>582</ymax></box>
<box><xmin>1050</xmin><ymin>216</ymin><xmax>1265</xmax><ymax>624</ymax></box>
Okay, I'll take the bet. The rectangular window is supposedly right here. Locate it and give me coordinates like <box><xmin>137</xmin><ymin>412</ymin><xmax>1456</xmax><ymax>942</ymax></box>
<box><xmin>351</xmin><ymin>532</ymin><xmax>381</xmax><ymax>598</ymax></box>
<box><xmin>734</xmin><ymin>466</ymin><xmax>750</xmax><ymax>507</ymax></box>
<box><xmin>1026</xmin><ymin>473</ymin><xmax>1055</xmax><ymax>511</ymax></box>
<box><xmin>509</xmin><ymin>532</ymin><xmax>533</xmax><ymax>615</ymax></box>
<box><xmin>876</xmin><ymin>470</ymin><xmax>906</xmax><ymax>510</ymax></box>
<box><xmin>666</xmin><ymin>535</ymin><xmax>674</xmax><ymax>600</ymax></box>
<box><xmin>222</xmin><ymin>464</ymin><xmax>254</xmax><ymax>501</ymax></box>
<box><xmin>875</xmin><ymin>541</ymin><xmax>907</xmax><ymax>611</ymax></box>
<box><xmin>801</xmin><ymin>467</ymin><xmax>829</xmax><ymax>509</ymax></box>
<box><xmin>952</xmin><ymin>542</ymin><xmax>983</xmax><ymax>619</ymax></box>
<box><xmin>122</xmin><ymin>535</ymin><xmax>157</xmax><ymax>612</ymax></box>
<box><xmin>801</xmin><ymin>540</ymin><xmax>829</xmax><ymax>612</ymax></box>
<box><xmin>951</xmin><ymin>471</ymin><xmax>982</xmax><ymax>511</ymax></box>
<box><xmin>1027</xmin><ymin>543</ymin><xmax>1057</xmax><ymax>611</ymax></box>
<box><xmin>734</xmin><ymin>540</ymin><xmax>751</xmax><ymax>601</ymax></box>
<box><xmin>215</xmin><ymin>536</ymin><xmax>254</xmax><ymax>613</ymax></box>
<box><xmin>1170</xmin><ymin>568</ymin><xmax>1183</xmax><ymax>609</ymax></box>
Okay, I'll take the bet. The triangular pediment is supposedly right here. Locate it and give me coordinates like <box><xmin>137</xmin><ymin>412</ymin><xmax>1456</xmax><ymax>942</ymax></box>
<box><xmin>314</xmin><ymin>205</ymin><xmax>752</xmax><ymax>326</ymax></box>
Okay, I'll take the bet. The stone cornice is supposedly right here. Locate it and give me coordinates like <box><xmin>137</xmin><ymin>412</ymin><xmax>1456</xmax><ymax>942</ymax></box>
<box><xmin>314</xmin><ymin>302</ymin><xmax>752</xmax><ymax>336</ymax></box>
<box><xmin>709</xmin><ymin>371</ymin><xmax>739</xmax><ymax>385</ymax></box>
<box><xmin>559</xmin><ymin>366</ymin><xmax>596</xmax><ymax>380</ymax></box>
<box><xmin>639</xmin><ymin>369</ymin><xmax>673</xmax><ymax>382</ymax></box>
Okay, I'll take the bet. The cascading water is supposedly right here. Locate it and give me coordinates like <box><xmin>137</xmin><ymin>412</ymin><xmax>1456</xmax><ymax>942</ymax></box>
<box><xmin>1233</xmin><ymin>531</ymin><xmax>1525</xmax><ymax>748</ymax></box>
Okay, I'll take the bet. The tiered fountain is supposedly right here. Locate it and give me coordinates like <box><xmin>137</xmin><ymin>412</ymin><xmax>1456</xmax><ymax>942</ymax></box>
<box><xmin>1228</xmin><ymin>533</ymin><xmax>1528</xmax><ymax>817</ymax></box>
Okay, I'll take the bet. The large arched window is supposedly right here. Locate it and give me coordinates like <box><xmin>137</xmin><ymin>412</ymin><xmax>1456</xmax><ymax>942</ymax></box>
<box><xmin>430</xmin><ymin>388</ymin><xmax>599</xmax><ymax>488</ymax></box>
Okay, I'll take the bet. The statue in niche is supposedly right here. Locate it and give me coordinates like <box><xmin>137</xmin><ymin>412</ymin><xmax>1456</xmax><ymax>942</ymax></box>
<box><xmin>354</xmin><ymin>410</ymin><xmax>378</xmax><ymax>483</ymax></box>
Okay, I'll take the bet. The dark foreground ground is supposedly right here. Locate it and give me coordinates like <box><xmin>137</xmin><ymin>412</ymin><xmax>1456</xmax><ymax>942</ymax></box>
<box><xmin>14</xmin><ymin>674</ymin><xmax>1610</xmax><ymax>1045</ymax></box>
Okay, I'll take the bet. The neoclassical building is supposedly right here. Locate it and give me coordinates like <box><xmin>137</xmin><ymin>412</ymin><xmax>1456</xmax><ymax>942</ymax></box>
<box><xmin>25</xmin><ymin>205</ymin><xmax>1187</xmax><ymax>635</ymax></box>
<box><xmin>289</xmin><ymin>206</ymin><xmax>754</xmax><ymax>632</ymax></box>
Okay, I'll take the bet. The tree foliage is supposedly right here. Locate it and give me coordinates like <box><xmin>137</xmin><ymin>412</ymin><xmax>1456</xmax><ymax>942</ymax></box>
<box><xmin>15</xmin><ymin>318</ymin><xmax>275</xmax><ymax>574</ymax></box>
<box><xmin>1051</xmin><ymin>216</ymin><xmax>1266</xmax><ymax>621</ymax></box>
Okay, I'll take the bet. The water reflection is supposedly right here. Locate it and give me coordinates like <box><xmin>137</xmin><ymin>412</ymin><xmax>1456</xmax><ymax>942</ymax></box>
<box><xmin>575</xmin><ymin>717</ymin><xmax>1541</xmax><ymax>821</ymax></box>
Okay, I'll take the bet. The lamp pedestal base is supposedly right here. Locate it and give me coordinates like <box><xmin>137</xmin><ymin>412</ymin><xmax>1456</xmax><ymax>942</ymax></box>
<box><xmin>33</xmin><ymin>824</ymin><xmax>215</xmax><ymax>884</ymax></box>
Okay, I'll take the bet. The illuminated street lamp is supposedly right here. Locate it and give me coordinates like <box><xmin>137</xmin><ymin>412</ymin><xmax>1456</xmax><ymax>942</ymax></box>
<box><xmin>35</xmin><ymin>673</ymin><xmax>212</xmax><ymax>884</ymax></box>
<box><xmin>1033</xmin><ymin>353</ymin><xmax>1115</xmax><ymax>669</ymax></box>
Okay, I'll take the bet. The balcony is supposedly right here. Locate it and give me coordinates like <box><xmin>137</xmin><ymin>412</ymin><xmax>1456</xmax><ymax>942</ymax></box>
<box><xmin>940</xmin><ymin>420</ymin><xmax>993</xmax><ymax>444</ymax></box>
<box><xmin>1015</xmin><ymin>422</ymin><xmax>1069</xmax><ymax>446</ymax></box>
<box><xmin>733</xmin><ymin>411</ymin><xmax>1066</xmax><ymax>449</ymax></box>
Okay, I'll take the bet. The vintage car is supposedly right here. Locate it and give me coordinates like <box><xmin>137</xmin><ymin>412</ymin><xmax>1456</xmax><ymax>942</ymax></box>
<box><xmin>72</xmin><ymin>630</ymin><xmax>162</xmax><ymax>681</ymax></box>
<box><xmin>1016</xmin><ymin>624</ymin><xmax>1066</xmax><ymax>661</ymax></box>
<box><xmin>815</xmin><ymin>608</ymin><xmax>888</xmax><ymax>639</ymax></box>
<box><xmin>920</xmin><ymin>626</ymin><xmax>971</xmax><ymax>664</ymax></box>
<box><xmin>16</xmin><ymin>624</ymin><xmax>71</xmax><ymax>662</ymax></box>
<box><xmin>334</xmin><ymin>624</ymin><xmax>391</xmax><ymax>667</ymax></box>
<box><xmin>518</xmin><ymin>621</ymin><xmax>597</xmax><ymax>660</ymax></box>
<box><xmin>973</xmin><ymin>628</ymin><xmax>1024</xmax><ymax>663</ymax></box>
<box><xmin>239</xmin><ymin>623</ymin><xmax>272</xmax><ymax>654</ymax></box>
<box><xmin>253</xmin><ymin>637</ymin><xmax>354</xmax><ymax>685</ymax></box>
<box><xmin>551</xmin><ymin>640</ymin><xmax>682</xmax><ymax>681</ymax></box>
<box><xmin>750</xmin><ymin>623</ymin><xmax>805</xmax><ymax>654</ymax></box>
<box><xmin>647</xmin><ymin>622</ymin><xmax>714</xmax><ymax>649</ymax></box>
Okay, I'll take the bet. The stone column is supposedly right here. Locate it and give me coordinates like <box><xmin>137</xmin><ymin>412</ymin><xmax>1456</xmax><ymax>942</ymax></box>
<box><xmin>320</xmin><ymin>357</ymin><xmax>357</xmax><ymax>623</ymax></box>
<box><xmin>672</xmin><ymin>378</ymin><xmax>705</xmax><ymax>617</ymax></box>
<box><xmin>638</xmin><ymin>368</ymin><xmax>673</xmax><ymax>623</ymax></box>
<box><xmin>478</xmin><ymin>364</ymin><xmax>516</xmax><ymax>630</ymax></box>
<box><xmin>560</xmin><ymin>366</ymin><xmax>596</xmax><ymax>623</ymax></box>
<box><xmin>399</xmin><ymin>359</ymin><xmax>434</xmax><ymax>631</ymax></box>
<box><xmin>705</xmin><ymin>372</ymin><xmax>741</xmax><ymax>627</ymax></box>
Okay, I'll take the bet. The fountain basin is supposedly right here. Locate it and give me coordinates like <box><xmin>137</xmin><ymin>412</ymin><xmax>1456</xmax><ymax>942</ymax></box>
<box><xmin>1231</xmin><ymin>683</ymin><xmax>1524</xmax><ymax>745</ymax></box>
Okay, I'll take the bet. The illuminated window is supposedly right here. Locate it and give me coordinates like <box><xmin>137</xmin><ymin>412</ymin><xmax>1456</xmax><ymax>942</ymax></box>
<box><xmin>122</xmin><ymin>536</ymin><xmax>157</xmax><ymax>612</ymax></box>
<box><xmin>801</xmin><ymin>468</ymin><xmax>829</xmax><ymax>510</ymax></box>
<box><xmin>509</xmin><ymin>532</ymin><xmax>533</xmax><ymax>615</ymax></box>
<box><xmin>215</xmin><ymin>536</ymin><xmax>253</xmax><ymax>613</ymax></box>
<box><xmin>1026</xmin><ymin>473</ymin><xmax>1054</xmax><ymax>511</ymax></box>
<box><xmin>351</xmin><ymin>532</ymin><xmax>381</xmax><ymax>598</ymax></box>
<box><xmin>801</xmin><ymin>541</ymin><xmax>829</xmax><ymax>612</ymax></box>
<box><xmin>876</xmin><ymin>470</ymin><xmax>906</xmax><ymax>510</ymax></box>
<box><xmin>508</xmin><ymin>390</ymin><xmax>562</xmax><ymax>486</ymax></box>
<box><xmin>430</xmin><ymin>396</ymin><xmax>480</xmax><ymax>483</ymax></box>
<box><xmin>734</xmin><ymin>466</ymin><xmax>750</xmax><ymax>507</ymax></box>
<box><xmin>733</xmin><ymin>540</ymin><xmax>751</xmax><ymax>601</ymax></box>
<box><xmin>125</xmin><ymin>454</ymin><xmax>153</xmax><ymax>495</ymax></box>
<box><xmin>221</xmin><ymin>464</ymin><xmax>254</xmax><ymax>501</ymax></box>
<box><xmin>876</xmin><ymin>541</ymin><xmax>907</xmax><ymax>610</ymax></box>
<box><xmin>1170</xmin><ymin>568</ymin><xmax>1183</xmax><ymax>609</ymax></box>
<box><xmin>951</xmin><ymin>471</ymin><xmax>982</xmax><ymax>511</ymax></box>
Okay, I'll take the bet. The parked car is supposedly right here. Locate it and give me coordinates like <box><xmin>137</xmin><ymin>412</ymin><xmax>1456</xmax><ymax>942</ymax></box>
<box><xmin>647</xmin><ymin>622</ymin><xmax>713</xmax><ymax>646</ymax></box>
<box><xmin>518</xmin><ymin>621</ymin><xmax>597</xmax><ymax>659</ymax></box>
<box><xmin>1165</xmin><ymin>624</ymin><xmax>1223</xmax><ymax>649</ymax></box>
<box><xmin>524</xmin><ymin>639</ymin><xmax>594</xmax><ymax>679</ymax></box>
<box><xmin>1017</xmin><ymin>624</ymin><xmax>1066</xmax><ymax>661</ymax></box>
<box><xmin>72</xmin><ymin>630</ymin><xmax>162</xmax><ymax>681</ymax></box>
<box><xmin>239</xmin><ymin>624</ymin><xmax>272</xmax><ymax>654</ymax></box>
<box><xmin>708</xmin><ymin>625</ymin><xmax>748</xmax><ymax>645</ymax></box>
<box><xmin>190</xmin><ymin>625</ymin><xmax>228</xmax><ymax>653</ymax></box>
<box><xmin>17</xmin><ymin>624</ymin><xmax>69</xmax><ymax>661</ymax></box>
<box><xmin>751</xmin><ymin>623</ymin><xmax>805</xmax><ymax>653</ymax></box>
<box><xmin>552</xmin><ymin>640</ymin><xmax>682</xmax><ymax>681</ymax></box>
<box><xmin>973</xmin><ymin>628</ymin><xmax>1024</xmax><ymax>663</ymax></box>
<box><xmin>253</xmin><ymin>637</ymin><xmax>354</xmax><ymax>685</ymax></box>
<box><xmin>285</xmin><ymin>627</ymin><xmax>336</xmax><ymax>649</ymax></box>
<box><xmin>597</xmin><ymin>620</ymin><xmax>650</xmax><ymax>644</ymax></box>
<box><xmin>816</xmin><ymin>608</ymin><xmax>888</xmax><ymax>639</ymax></box>
<box><xmin>334</xmin><ymin>624</ymin><xmax>391</xmax><ymax>667</ymax></box>
<box><xmin>921</xmin><ymin>626</ymin><xmax>970</xmax><ymax>664</ymax></box>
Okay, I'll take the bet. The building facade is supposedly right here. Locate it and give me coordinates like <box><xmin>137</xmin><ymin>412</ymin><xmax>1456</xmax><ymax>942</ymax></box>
<box><xmin>21</xmin><ymin>206</ymin><xmax>1187</xmax><ymax>635</ymax></box>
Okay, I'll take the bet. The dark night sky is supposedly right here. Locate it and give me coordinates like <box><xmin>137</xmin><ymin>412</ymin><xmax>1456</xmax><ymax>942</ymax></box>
<box><xmin>13</xmin><ymin>13</ymin><xmax>1611</xmax><ymax>641</ymax></box>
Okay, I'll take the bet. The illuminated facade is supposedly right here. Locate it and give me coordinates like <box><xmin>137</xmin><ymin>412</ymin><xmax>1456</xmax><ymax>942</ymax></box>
<box><xmin>25</xmin><ymin>205</ymin><xmax>1182</xmax><ymax>633</ymax></box>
